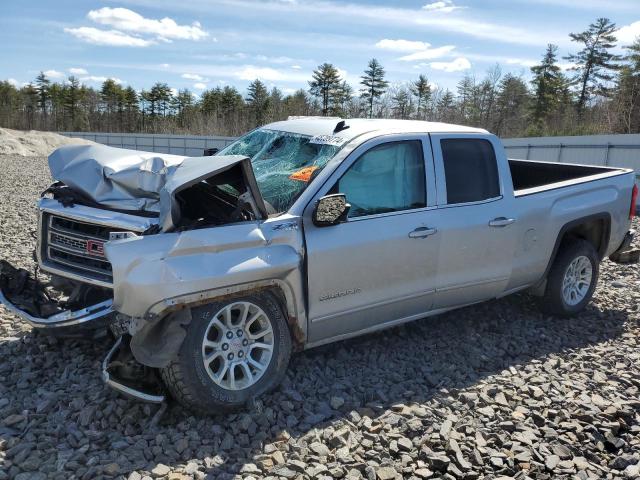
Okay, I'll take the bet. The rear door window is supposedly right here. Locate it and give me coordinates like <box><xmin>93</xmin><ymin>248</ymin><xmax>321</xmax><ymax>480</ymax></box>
<box><xmin>440</xmin><ymin>139</ymin><xmax>500</xmax><ymax>204</ymax></box>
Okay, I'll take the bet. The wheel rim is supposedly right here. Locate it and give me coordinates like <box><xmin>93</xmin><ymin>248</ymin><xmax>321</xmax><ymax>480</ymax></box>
<box><xmin>201</xmin><ymin>301</ymin><xmax>274</xmax><ymax>391</ymax></box>
<box><xmin>561</xmin><ymin>255</ymin><xmax>593</xmax><ymax>306</ymax></box>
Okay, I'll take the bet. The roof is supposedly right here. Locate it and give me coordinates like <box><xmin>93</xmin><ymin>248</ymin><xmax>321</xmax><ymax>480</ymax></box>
<box><xmin>263</xmin><ymin>117</ymin><xmax>488</xmax><ymax>140</ymax></box>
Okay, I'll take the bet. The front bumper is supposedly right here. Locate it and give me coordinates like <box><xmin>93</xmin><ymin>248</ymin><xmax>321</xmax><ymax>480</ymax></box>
<box><xmin>609</xmin><ymin>229</ymin><xmax>639</xmax><ymax>264</ymax></box>
<box><xmin>102</xmin><ymin>336</ymin><xmax>165</xmax><ymax>403</ymax></box>
<box><xmin>0</xmin><ymin>260</ymin><xmax>114</xmax><ymax>333</ymax></box>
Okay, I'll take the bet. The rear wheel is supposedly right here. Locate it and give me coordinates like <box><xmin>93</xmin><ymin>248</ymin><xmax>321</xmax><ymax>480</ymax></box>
<box><xmin>160</xmin><ymin>292</ymin><xmax>292</xmax><ymax>414</ymax></box>
<box><xmin>541</xmin><ymin>239</ymin><xmax>599</xmax><ymax>317</ymax></box>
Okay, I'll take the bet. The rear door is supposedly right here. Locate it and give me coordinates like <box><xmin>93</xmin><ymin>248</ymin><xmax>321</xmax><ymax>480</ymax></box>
<box><xmin>303</xmin><ymin>135</ymin><xmax>440</xmax><ymax>345</ymax></box>
<box><xmin>429</xmin><ymin>134</ymin><xmax>518</xmax><ymax>308</ymax></box>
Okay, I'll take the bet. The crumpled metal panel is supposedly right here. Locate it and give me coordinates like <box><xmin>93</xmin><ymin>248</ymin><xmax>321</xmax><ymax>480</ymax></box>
<box><xmin>49</xmin><ymin>145</ymin><xmax>261</xmax><ymax>231</ymax></box>
<box><xmin>49</xmin><ymin>144</ymin><xmax>187</xmax><ymax>213</ymax></box>
<box><xmin>157</xmin><ymin>154</ymin><xmax>262</xmax><ymax>231</ymax></box>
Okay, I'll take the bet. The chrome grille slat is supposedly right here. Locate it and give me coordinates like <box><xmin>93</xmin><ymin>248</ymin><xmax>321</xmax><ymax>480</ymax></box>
<box><xmin>40</xmin><ymin>212</ymin><xmax>121</xmax><ymax>284</ymax></box>
<box><xmin>47</xmin><ymin>248</ymin><xmax>112</xmax><ymax>276</ymax></box>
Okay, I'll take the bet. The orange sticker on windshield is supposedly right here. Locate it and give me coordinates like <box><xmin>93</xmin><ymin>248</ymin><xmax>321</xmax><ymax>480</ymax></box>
<box><xmin>289</xmin><ymin>166</ymin><xmax>319</xmax><ymax>182</ymax></box>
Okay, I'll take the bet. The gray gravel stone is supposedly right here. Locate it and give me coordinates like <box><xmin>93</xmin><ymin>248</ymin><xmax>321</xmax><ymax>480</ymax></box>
<box><xmin>1</xmin><ymin>153</ymin><xmax>640</xmax><ymax>480</ymax></box>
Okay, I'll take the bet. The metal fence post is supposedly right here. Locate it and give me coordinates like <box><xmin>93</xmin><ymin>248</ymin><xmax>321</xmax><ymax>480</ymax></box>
<box><xmin>604</xmin><ymin>143</ymin><xmax>611</xmax><ymax>165</ymax></box>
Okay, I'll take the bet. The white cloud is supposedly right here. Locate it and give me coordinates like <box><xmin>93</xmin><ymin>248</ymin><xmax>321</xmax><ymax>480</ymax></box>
<box><xmin>505</xmin><ymin>58</ymin><xmax>537</xmax><ymax>68</ymax></box>
<box><xmin>336</xmin><ymin>68</ymin><xmax>348</xmax><ymax>80</ymax></box>
<box><xmin>195</xmin><ymin>0</ymin><xmax>561</xmax><ymax>47</ymax></box>
<box><xmin>430</xmin><ymin>57</ymin><xmax>471</xmax><ymax>72</ymax></box>
<box><xmin>44</xmin><ymin>69</ymin><xmax>65</xmax><ymax>79</ymax></box>
<box><xmin>182</xmin><ymin>73</ymin><xmax>207</xmax><ymax>81</ymax></box>
<box><xmin>237</xmin><ymin>66</ymin><xmax>286</xmax><ymax>81</ymax></box>
<box><xmin>375</xmin><ymin>39</ymin><xmax>431</xmax><ymax>52</ymax></box>
<box><xmin>68</xmin><ymin>67</ymin><xmax>88</xmax><ymax>75</ymax></box>
<box><xmin>255</xmin><ymin>55</ymin><xmax>294</xmax><ymax>64</ymax></box>
<box><xmin>193</xmin><ymin>82</ymin><xmax>207</xmax><ymax>90</ymax></box>
<box><xmin>399</xmin><ymin>45</ymin><xmax>456</xmax><ymax>61</ymax></box>
<box><xmin>422</xmin><ymin>0</ymin><xmax>461</xmax><ymax>13</ymax></box>
<box><xmin>291</xmin><ymin>65</ymin><xmax>302</xmax><ymax>70</ymax></box>
<box><xmin>160</xmin><ymin>63</ymin><xmax>170</xmax><ymax>68</ymax></box>
<box><xmin>64</xmin><ymin>27</ymin><xmax>155</xmax><ymax>47</ymax></box>
<box><xmin>7</xmin><ymin>78</ymin><xmax>19</xmax><ymax>87</ymax></box>
<box><xmin>617</xmin><ymin>21</ymin><xmax>640</xmax><ymax>45</ymax></box>
<box><xmin>81</xmin><ymin>76</ymin><xmax>123</xmax><ymax>84</ymax></box>
<box><xmin>87</xmin><ymin>7</ymin><xmax>208</xmax><ymax>41</ymax></box>
<box><xmin>170</xmin><ymin>88</ymin><xmax>179</xmax><ymax>96</ymax></box>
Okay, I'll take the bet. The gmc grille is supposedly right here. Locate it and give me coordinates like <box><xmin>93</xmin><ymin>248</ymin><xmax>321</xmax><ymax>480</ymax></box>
<box><xmin>41</xmin><ymin>213</ymin><xmax>122</xmax><ymax>284</ymax></box>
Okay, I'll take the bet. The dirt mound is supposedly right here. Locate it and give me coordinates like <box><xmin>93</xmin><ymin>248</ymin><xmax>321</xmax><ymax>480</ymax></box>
<box><xmin>0</xmin><ymin>128</ymin><xmax>94</xmax><ymax>157</ymax></box>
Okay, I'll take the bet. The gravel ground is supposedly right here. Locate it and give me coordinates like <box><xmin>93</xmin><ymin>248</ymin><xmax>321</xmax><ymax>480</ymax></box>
<box><xmin>1</xmin><ymin>153</ymin><xmax>639</xmax><ymax>480</ymax></box>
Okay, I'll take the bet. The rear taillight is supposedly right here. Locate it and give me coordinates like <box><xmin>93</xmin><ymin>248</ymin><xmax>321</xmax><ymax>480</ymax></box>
<box><xmin>630</xmin><ymin>184</ymin><xmax>638</xmax><ymax>219</ymax></box>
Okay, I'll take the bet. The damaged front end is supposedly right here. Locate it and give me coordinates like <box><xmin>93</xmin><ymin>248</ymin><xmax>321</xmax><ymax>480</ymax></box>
<box><xmin>0</xmin><ymin>260</ymin><xmax>114</xmax><ymax>337</ymax></box>
<box><xmin>1</xmin><ymin>143</ymin><xmax>303</xmax><ymax>403</ymax></box>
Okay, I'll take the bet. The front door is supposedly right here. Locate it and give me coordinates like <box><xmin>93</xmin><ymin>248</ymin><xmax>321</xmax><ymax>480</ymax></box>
<box><xmin>303</xmin><ymin>137</ymin><xmax>440</xmax><ymax>345</ymax></box>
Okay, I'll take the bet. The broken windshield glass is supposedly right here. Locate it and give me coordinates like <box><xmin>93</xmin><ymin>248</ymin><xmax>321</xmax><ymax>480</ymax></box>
<box><xmin>218</xmin><ymin>129</ymin><xmax>344</xmax><ymax>213</ymax></box>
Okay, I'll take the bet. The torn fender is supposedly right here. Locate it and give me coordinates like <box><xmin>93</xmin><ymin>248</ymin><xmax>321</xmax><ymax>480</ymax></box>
<box><xmin>104</xmin><ymin>219</ymin><xmax>306</xmax><ymax>326</ymax></box>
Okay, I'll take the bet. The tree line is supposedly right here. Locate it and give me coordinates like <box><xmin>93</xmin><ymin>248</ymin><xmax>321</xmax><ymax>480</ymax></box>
<box><xmin>0</xmin><ymin>17</ymin><xmax>639</xmax><ymax>138</ymax></box>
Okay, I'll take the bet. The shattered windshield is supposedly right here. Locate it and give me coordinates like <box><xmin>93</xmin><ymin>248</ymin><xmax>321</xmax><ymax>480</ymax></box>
<box><xmin>218</xmin><ymin>129</ymin><xmax>344</xmax><ymax>213</ymax></box>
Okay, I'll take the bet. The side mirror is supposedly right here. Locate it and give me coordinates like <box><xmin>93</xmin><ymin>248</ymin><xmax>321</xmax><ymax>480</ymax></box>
<box><xmin>203</xmin><ymin>147</ymin><xmax>219</xmax><ymax>156</ymax></box>
<box><xmin>313</xmin><ymin>194</ymin><xmax>350</xmax><ymax>227</ymax></box>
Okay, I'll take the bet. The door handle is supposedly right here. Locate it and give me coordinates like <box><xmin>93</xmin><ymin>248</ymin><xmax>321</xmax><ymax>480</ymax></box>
<box><xmin>409</xmin><ymin>227</ymin><xmax>437</xmax><ymax>238</ymax></box>
<box><xmin>489</xmin><ymin>217</ymin><xmax>516</xmax><ymax>227</ymax></box>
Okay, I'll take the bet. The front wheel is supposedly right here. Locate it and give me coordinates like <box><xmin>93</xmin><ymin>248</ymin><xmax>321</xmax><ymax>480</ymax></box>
<box><xmin>161</xmin><ymin>292</ymin><xmax>292</xmax><ymax>414</ymax></box>
<box><xmin>541</xmin><ymin>239</ymin><xmax>600</xmax><ymax>317</ymax></box>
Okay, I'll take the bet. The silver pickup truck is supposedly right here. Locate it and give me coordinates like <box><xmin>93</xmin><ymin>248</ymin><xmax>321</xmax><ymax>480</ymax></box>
<box><xmin>1</xmin><ymin>118</ymin><xmax>638</xmax><ymax>412</ymax></box>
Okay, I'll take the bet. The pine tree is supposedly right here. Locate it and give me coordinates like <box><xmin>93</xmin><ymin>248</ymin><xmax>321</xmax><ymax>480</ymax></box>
<box><xmin>436</xmin><ymin>89</ymin><xmax>455</xmax><ymax>123</ymax></box>
<box><xmin>308</xmin><ymin>63</ymin><xmax>342</xmax><ymax>116</ymax></box>
<box><xmin>530</xmin><ymin>45</ymin><xmax>566</xmax><ymax>127</ymax></box>
<box><xmin>410</xmin><ymin>74</ymin><xmax>431</xmax><ymax>119</ymax></box>
<box><xmin>391</xmin><ymin>88</ymin><xmax>412</xmax><ymax>119</ymax></box>
<box><xmin>566</xmin><ymin>18</ymin><xmax>621</xmax><ymax>112</ymax></box>
<box><xmin>122</xmin><ymin>86</ymin><xmax>138</xmax><ymax>132</ymax></box>
<box><xmin>246</xmin><ymin>79</ymin><xmax>269</xmax><ymax>126</ymax></box>
<box><xmin>360</xmin><ymin>59</ymin><xmax>388</xmax><ymax>118</ymax></box>
<box><xmin>22</xmin><ymin>83</ymin><xmax>39</xmax><ymax>129</ymax></box>
<box><xmin>332</xmin><ymin>81</ymin><xmax>353</xmax><ymax>116</ymax></box>
<box><xmin>64</xmin><ymin>76</ymin><xmax>82</xmax><ymax>130</ymax></box>
<box><xmin>456</xmin><ymin>75</ymin><xmax>475</xmax><ymax>121</ymax></box>
<box><xmin>34</xmin><ymin>72</ymin><xmax>50</xmax><ymax>120</ymax></box>
<box><xmin>494</xmin><ymin>74</ymin><xmax>530</xmax><ymax>136</ymax></box>
<box><xmin>614</xmin><ymin>39</ymin><xmax>640</xmax><ymax>133</ymax></box>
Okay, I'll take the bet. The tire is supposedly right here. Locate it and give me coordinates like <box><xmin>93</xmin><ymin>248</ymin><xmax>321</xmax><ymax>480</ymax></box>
<box><xmin>541</xmin><ymin>238</ymin><xmax>600</xmax><ymax>317</ymax></box>
<box><xmin>160</xmin><ymin>292</ymin><xmax>292</xmax><ymax>414</ymax></box>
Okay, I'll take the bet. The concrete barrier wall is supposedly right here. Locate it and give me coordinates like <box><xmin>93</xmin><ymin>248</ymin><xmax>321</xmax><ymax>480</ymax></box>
<box><xmin>60</xmin><ymin>132</ymin><xmax>237</xmax><ymax>156</ymax></box>
<box><xmin>502</xmin><ymin>134</ymin><xmax>640</xmax><ymax>174</ymax></box>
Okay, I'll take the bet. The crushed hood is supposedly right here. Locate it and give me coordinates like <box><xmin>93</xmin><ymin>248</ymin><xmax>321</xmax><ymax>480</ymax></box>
<box><xmin>48</xmin><ymin>144</ymin><xmax>267</xmax><ymax>230</ymax></box>
<box><xmin>49</xmin><ymin>144</ymin><xmax>186</xmax><ymax>212</ymax></box>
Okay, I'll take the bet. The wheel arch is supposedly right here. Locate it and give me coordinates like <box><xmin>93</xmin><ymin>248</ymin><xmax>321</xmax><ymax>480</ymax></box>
<box><xmin>132</xmin><ymin>279</ymin><xmax>305</xmax><ymax>369</ymax></box>
<box><xmin>542</xmin><ymin>212</ymin><xmax>610</xmax><ymax>281</ymax></box>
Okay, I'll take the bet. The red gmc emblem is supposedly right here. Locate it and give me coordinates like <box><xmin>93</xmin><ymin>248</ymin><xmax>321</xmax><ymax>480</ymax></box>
<box><xmin>86</xmin><ymin>240</ymin><xmax>105</xmax><ymax>257</ymax></box>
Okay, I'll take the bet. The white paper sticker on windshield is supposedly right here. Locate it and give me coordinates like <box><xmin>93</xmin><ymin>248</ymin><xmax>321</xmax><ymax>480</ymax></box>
<box><xmin>309</xmin><ymin>135</ymin><xmax>348</xmax><ymax>146</ymax></box>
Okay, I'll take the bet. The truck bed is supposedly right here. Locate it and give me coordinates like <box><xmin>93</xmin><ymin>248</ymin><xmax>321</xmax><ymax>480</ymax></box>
<box><xmin>508</xmin><ymin>158</ymin><xmax>630</xmax><ymax>196</ymax></box>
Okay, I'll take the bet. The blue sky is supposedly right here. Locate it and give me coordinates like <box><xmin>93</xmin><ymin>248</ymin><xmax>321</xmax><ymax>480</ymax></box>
<box><xmin>2</xmin><ymin>0</ymin><xmax>639</xmax><ymax>96</ymax></box>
